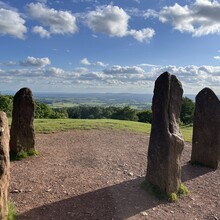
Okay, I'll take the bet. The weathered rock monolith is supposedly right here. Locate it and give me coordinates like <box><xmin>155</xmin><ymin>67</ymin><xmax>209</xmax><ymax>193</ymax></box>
<box><xmin>10</xmin><ymin>88</ymin><xmax>35</xmax><ymax>156</ymax></box>
<box><xmin>0</xmin><ymin>112</ymin><xmax>10</xmax><ymax>220</ymax></box>
<box><xmin>146</xmin><ymin>72</ymin><xmax>184</xmax><ymax>195</ymax></box>
<box><xmin>191</xmin><ymin>88</ymin><xmax>220</xmax><ymax>169</ymax></box>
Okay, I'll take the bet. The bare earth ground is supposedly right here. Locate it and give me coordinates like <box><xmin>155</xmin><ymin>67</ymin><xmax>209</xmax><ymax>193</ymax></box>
<box><xmin>10</xmin><ymin>129</ymin><xmax>220</xmax><ymax>220</ymax></box>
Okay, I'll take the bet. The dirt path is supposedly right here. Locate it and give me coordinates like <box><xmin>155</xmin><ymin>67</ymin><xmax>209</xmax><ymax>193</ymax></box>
<box><xmin>9</xmin><ymin>129</ymin><xmax>220</xmax><ymax>220</ymax></box>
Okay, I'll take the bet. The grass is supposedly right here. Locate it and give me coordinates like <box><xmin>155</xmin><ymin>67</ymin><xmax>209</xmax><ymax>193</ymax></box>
<box><xmin>178</xmin><ymin>183</ymin><xmax>189</xmax><ymax>196</ymax></box>
<box><xmin>142</xmin><ymin>181</ymin><xmax>189</xmax><ymax>202</ymax></box>
<box><xmin>33</xmin><ymin>119</ymin><xmax>192</xmax><ymax>142</ymax></box>
<box><xmin>10</xmin><ymin>149</ymin><xmax>39</xmax><ymax>161</ymax></box>
<box><xmin>8</xmin><ymin>201</ymin><xmax>16</xmax><ymax>220</ymax></box>
<box><xmin>34</xmin><ymin>119</ymin><xmax>152</xmax><ymax>134</ymax></box>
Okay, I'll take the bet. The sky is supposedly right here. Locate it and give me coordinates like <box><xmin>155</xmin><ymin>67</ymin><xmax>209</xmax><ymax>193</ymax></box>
<box><xmin>0</xmin><ymin>0</ymin><xmax>220</xmax><ymax>95</ymax></box>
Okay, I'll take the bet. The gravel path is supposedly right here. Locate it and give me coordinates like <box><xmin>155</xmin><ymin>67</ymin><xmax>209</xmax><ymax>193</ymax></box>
<box><xmin>9</xmin><ymin>129</ymin><xmax>220</xmax><ymax>220</ymax></box>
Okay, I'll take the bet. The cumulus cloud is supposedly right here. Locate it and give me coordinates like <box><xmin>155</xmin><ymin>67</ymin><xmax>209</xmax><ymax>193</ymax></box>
<box><xmin>153</xmin><ymin>65</ymin><xmax>220</xmax><ymax>87</ymax></box>
<box><xmin>32</xmin><ymin>26</ymin><xmax>50</xmax><ymax>38</ymax></box>
<box><xmin>128</xmin><ymin>28</ymin><xmax>155</xmax><ymax>42</ymax></box>
<box><xmin>104</xmin><ymin>65</ymin><xmax>145</xmax><ymax>75</ymax></box>
<box><xmin>27</xmin><ymin>3</ymin><xmax>78</xmax><ymax>37</ymax></box>
<box><xmin>80</xmin><ymin>58</ymin><xmax>108</xmax><ymax>67</ymax></box>
<box><xmin>86</xmin><ymin>5</ymin><xmax>155</xmax><ymax>42</ymax></box>
<box><xmin>46</xmin><ymin>67</ymin><xmax>65</xmax><ymax>76</ymax></box>
<box><xmin>0</xmin><ymin>8</ymin><xmax>27</xmax><ymax>39</ymax></box>
<box><xmin>80</xmin><ymin>58</ymin><xmax>91</xmax><ymax>65</ymax></box>
<box><xmin>20</xmin><ymin>56</ymin><xmax>51</xmax><ymax>67</ymax></box>
<box><xmin>1</xmin><ymin>63</ymin><xmax>220</xmax><ymax>94</ymax></box>
<box><xmin>96</xmin><ymin>61</ymin><xmax>108</xmax><ymax>67</ymax></box>
<box><xmin>158</xmin><ymin>0</ymin><xmax>220</xmax><ymax>37</ymax></box>
<box><xmin>214</xmin><ymin>56</ymin><xmax>220</xmax><ymax>60</ymax></box>
<box><xmin>86</xmin><ymin>5</ymin><xmax>129</xmax><ymax>37</ymax></box>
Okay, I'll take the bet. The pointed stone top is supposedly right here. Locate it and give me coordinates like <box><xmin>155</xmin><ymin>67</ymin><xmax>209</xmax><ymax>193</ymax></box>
<box><xmin>15</xmin><ymin>87</ymin><xmax>32</xmax><ymax>95</ymax></box>
<box><xmin>197</xmin><ymin>87</ymin><xmax>219</xmax><ymax>101</ymax></box>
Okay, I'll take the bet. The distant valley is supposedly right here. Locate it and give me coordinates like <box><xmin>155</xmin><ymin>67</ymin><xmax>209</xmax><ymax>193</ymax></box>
<box><xmin>34</xmin><ymin>93</ymin><xmax>154</xmax><ymax>110</ymax></box>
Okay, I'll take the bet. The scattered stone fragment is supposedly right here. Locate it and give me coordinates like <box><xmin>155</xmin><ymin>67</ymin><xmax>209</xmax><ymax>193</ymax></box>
<box><xmin>128</xmin><ymin>172</ymin><xmax>134</xmax><ymax>176</ymax></box>
<box><xmin>191</xmin><ymin>88</ymin><xmax>220</xmax><ymax>169</ymax></box>
<box><xmin>146</xmin><ymin>72</ymin><xmax>184</xmax><ymax>195</ymax></box>
<box><xmin>141</xmin><ymin>211</ymin><xmax>148</xmax><ymax>216</ymax></box>
<box><xmin>10</xmin><ymin>87</ymin><xmax>35</xmax><ymax>156</ymax></box>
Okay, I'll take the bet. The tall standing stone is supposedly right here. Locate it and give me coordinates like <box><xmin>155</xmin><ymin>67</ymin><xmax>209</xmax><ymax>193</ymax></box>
<box><xmin>10</xmin><ymin>88</ymin><xmax>35</xmax><ymax>156</ymax></box>
<box><xmin>191</xmin><ymin>88</ymin><xmax>220</xmax><ymax>169</ymax></box>
<box><xmin>0</xmin><ymin>112</ymin><xmax>10</xmax><ymax>220</ymax></box>
<box><xmin>146</xmin><ymin>72</ymin><xmax>184</xmax><ymax>195</ymax></box>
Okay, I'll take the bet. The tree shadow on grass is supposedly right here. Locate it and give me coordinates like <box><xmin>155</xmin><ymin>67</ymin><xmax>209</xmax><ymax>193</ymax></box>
<box><xmin>181</xmin><ymin>162</ymin><xmax>215</xmax><ymax>182</ymax></box>
<box><xmin>17</xmin><ymin>177</ymin><xmax>165</xmax><ymax>220</ymax></box>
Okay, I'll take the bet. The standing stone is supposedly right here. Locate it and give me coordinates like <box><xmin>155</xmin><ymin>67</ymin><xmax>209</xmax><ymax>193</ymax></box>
<box><xmin>0</xmin><ymin>112</ymin><xmax>10</xmax><ymax>220</ymax></box>
<box><xmin>191</xmin><ymin>88</ymin><xmax>220</xmax><ymax>169</ymax></box>
<box><xmin>146</xmin><ymin>72</ymin><xmax>184</xmax><ymax>195</ymax></box>
<box><xmin>10</xmin><ymin>88</ymin><xmax>35</xmax><ymax>156</ymax></box>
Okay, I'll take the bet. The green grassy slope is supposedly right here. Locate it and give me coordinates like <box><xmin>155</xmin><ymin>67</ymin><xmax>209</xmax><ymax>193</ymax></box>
<box><xmin>34</xmin><ymin>119</ymin><xmax>192</xmax><ymax>142</ymax></box>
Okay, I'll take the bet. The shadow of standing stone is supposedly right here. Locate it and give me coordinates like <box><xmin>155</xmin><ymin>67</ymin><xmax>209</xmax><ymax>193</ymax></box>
<box><xmin>0</xmin><ymin>112</ymin><xmax>10</xmax><ymax>220</ymax></box>
<box><xmin>10</xmin><ymin>88</ymin><xmax>35</xmax><ymax>156</ymax></box>
<box><xmin>191</xmin><ymin>88</ymin><xmax>220</xmax><ymax>169</ymax></box>
<box><xmin>146</xmin><ymin>72</ymin><xmax>184</xmax><ymax>195</ymax></box>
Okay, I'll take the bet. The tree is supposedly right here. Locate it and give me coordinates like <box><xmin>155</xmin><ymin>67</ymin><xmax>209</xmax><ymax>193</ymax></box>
<box><xmin>0</xmin><ymin>95</ymin><xmax>13</xmax><ymax>117</ymax></box>
<box><xmin>180</xmin><ymin>97</ymin><xmax>195</xmax><ymax>125</ymax></box>
<box><xmin>137</xmin><ymin>110</ymin><xmax>152</xmax><ymax>123</ymax></box>
<box><xmin>112</xmin><ymin>106</ymin><xmax>138</xmax><ymax>121</ymax></box>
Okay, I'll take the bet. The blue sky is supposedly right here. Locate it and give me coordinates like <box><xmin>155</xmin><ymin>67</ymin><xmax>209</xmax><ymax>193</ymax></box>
<box><xmin>0</xmin><ymin>0</ymin><xmax>220</xmax><ymax>95</ymax></box>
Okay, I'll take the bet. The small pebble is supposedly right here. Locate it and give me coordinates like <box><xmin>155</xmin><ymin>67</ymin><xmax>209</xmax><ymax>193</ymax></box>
<box><xmin>141</xmin><ymin>211</ymin><xmax>148</xmax><ymax>216</ymax></box>
<box><xmin>128</xmin><ymin>172</ymin><xmax>134</xmax><ymax>176</ymax></box>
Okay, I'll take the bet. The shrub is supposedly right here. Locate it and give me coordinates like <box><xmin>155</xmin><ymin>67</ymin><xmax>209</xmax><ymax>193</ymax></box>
<box><xmin>168</xmin><ymin>193</ymin><xmax>178</xmax><ymax>202</ymax></box>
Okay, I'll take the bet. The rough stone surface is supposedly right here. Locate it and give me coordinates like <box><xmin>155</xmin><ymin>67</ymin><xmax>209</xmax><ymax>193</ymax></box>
<box><xmin>146</xmin><ymin>72</ymin><xmax>184</xmax><ymax>195</ymax></box>
<box><xmin>0</xmin><ymin>112</ymin><xmax>10</xmax><ymax>220</ymax></box>
<box><xmin>191</xmin><ymin>87</ymin><xmax>220</xmax><ymax>169</ymax></box>
<box><xmin>10</xmin><ymin>88</ymin><xmax>35</xmax><ymax>155</ymax></box>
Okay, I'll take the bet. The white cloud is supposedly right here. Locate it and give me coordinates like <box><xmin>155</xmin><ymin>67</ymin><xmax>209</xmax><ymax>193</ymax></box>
<box><xmin>214</xmin><ymin>56</ymin><xmax>220</xmax><ymax>60</ymax></box>
<box><xmin>159</xmin><ymin>0</ymin><xmax>220</xmax><ymax>37</ymax></box>
<box><xmin>128</xmin><ymin>28</ymin><xmax>155</xmax><ymax>42</ymax></box>
<box><xmin>153</xmin><ymin>65</ymin><xmax>220</xmax><ymax>86</ymax></box>
<box><xmin>32</xmin><ymin>26</ymin><xmax>50</xmax><ymax>38</ymax></box>
<box><xmin>0</xmin><ymin>8</ymin><xmax>27</xmax><ymax>39</ymax></box>
<box><xmin>46</xmin><ymin>67</ymin><xmax>65</xmax><ymax>76</ymax></box>
<box><xmin>80</xmin><ymin>58</ymin><xmax>108</xmax><ymax>67</ymax></box>
<box><xmin>104</xmin><ymin>65</ymin><xmax>145</xmax><ymax>75</ymax></box>
<box><xmin>139</xmin><ymin>63</ymin><xmax>158</xmax><ymax>67</ymax></box>
<box><xmin>0</xmin><ymin>61</ymin><xmax>17</xmax><ymax>66</ymax></box>
<box><xmin>86</xmin><ymin>5</ymin><xmax>129</xmax><ymax>37</ymax></box>
<box><xmin>80</xmin><ymin>58</ymin><xmax>91</xmax><ymax>65</ymax></box>
<box><xmin>27</xmin><ymin>3</ymin><xmax>78</xmax><ymax>36</ymax></box>
<box><xmin>20</xmin><ymin>56</ymin><xmax>51</xmax><ymax>67</ymax></box>
<box><xmin>1</xmin><ymin>63</ymin><xmax>220</xmax><ymax>94</ymax></box>
<box><xmin>144</xmin><ymin>9</ymin><xmax>159</xmax><ymax>19</ymax></box>
<box><xmin>86</xmin><ymin>5</ymin><xmax>155</xmax><ymax>42</ymax></box>
<box><xmin>96</xmin><ymin>61</ymin><xmax>108</xmax><ymax>67</ymax></box>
